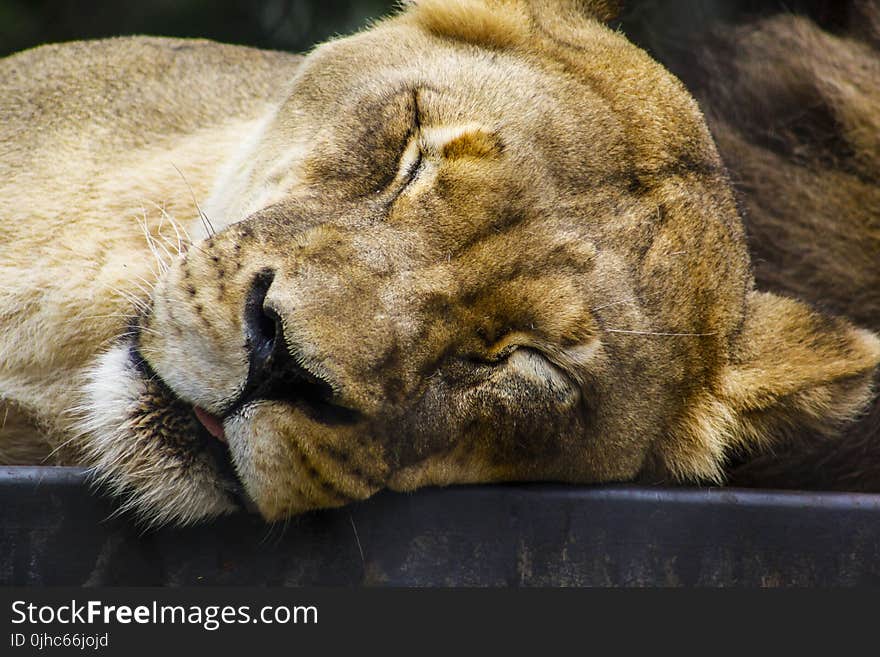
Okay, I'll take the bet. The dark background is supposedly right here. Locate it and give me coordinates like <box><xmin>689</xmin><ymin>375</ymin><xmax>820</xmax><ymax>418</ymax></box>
<box><xmin>0</xmin><ymin>0</ymin><xmax>396</xmax><ymax>57</ymax></box>
<box><xmin>0</xmin><ymin>0</ymin><xmax>860</xmax><ymax>62</ymax></box>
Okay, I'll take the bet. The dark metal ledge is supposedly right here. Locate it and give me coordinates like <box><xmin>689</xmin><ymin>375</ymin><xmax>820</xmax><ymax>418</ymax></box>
<box><xmin>2</xmin><ymin>466</ymin><xmax>879</xmax><ymax>586</ymax></box>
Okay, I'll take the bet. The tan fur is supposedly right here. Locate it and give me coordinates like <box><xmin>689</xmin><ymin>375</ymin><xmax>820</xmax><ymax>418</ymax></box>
<box><xmin>1</xmin><ymin>1</ymin><xmax>877</xmax><ymax>524</ymax></box>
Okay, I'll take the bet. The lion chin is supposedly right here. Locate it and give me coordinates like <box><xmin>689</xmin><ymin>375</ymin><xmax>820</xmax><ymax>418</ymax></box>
<box><xmin>76</xmin><ymin>343</ymin><xmax>241</xmax><ymax>527</ymax></box>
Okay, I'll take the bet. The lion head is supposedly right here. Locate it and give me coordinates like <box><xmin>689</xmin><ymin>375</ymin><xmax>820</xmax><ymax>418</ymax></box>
<box><xmin>77</xmin><ymin>0</ymin><xmax>880</xmax><ymax>525</ymax></box>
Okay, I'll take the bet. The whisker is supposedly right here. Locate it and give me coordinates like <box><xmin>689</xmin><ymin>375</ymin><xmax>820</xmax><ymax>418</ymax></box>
<box><xmin>132</xmin><ymin>273</ymin><xmax>159</xmax><ymax>290</ymax></box>
<box><xmin>606</xmin><ymin>329</ymin><xmax>717</xmax><ymax>337</ymax></box>
<box><xmin>349</xmin><ymin>513</ymin><xmax>365</xmax><ymax>567</ymax></box>
<box><xmin>109</xmin><ymin>291</ymin><xmax>148</xmax><ymax>312</ymax></box>
<box><xmin>102</xmin><ymin>284</ymin><xmax>149</xmax><ymax>312</ymax></box>
<box><xmin>157</xmin><ymin>202</ymin><xmax>200</xmax><ymax>255</ymax></box>
<box><xmin>151</xmin><ymin>234</ymin><xmax>177</xmax><ymax>265</ymax></box>
<box><xmin>172</xmin><ymin>212</ymin><xmax>194</xmax><ymax>246</ymax></box>
<box><xmin>62</xmin><ymin>313</ymin><xmax>132</xmax><ymax>323</ymax></box>
<box><xmin>172</xmin><ymin>163</ymin><xmax>215</xmax><ymax>237</ymax></box>
<box><xmin>591</xmin><ymin>298</ymin><xmax>636</xmax><ymax>311</ymax></box>
<box><xmin>158</xmin><ymin>204</ymin><xmax>193</xmax><ymax>254</ymax></box>
<box><xmin>43</xmin><ymin>432</ymin><xmax>83</xmax><ymax>463</ymax></box>
<box><xmin>127</xmin><ymin>278</ymin><xmax>154</xmax><ymax>299</ymax></box>
<box><xmin>157</xmin><ymin>231</ymin><xmax>184</xmax><ymax>258</ymax></box>
<box><xmin>135</xmin><ymin>213</ymin><xmax>168</xmax><ymax>276</ymax></box>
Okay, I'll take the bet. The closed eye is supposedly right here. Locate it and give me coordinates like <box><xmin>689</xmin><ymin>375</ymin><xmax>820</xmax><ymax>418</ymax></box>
<box><xmin>386</xmin><ymin>137</ymin><xmax>424</xmax><ymax>205</ymax></box>
<box><xmin>401</xmin><ymin>141</ymin><xmax>424</xmax><ymax>184</ymax></box>
<box><xmin>390</xmin><ymin>88</ymin><xmax>425</xmax><ymax>197</ymax></box>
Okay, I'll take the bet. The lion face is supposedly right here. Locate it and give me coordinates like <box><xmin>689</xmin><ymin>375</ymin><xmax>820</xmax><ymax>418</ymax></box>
<box><xmin>78</xmin><ymin>0</ymin><xmax>880</xmax><ymax>525</ymax></box>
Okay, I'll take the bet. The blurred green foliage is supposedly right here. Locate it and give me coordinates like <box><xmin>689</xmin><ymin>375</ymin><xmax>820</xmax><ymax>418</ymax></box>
<box><xmin>0</xmin><ymin>0</ymin><xmax>397</xmax><ymax>57</ymax></box>
<box><xmin>0</xmin><ymin>0</ymin><xmax>854</xmax><ymax>62</ymax></box>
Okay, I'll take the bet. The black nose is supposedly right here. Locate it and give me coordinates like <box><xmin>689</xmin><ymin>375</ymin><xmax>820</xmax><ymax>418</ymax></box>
<box><xmin>234</xmin><ymin>268</ymin><xmax>360</xmax><ymax>425</ymax></box>
<box><xmin>243</xmin><ymin>268</ymin><xmax>282</xmax><ymax>372</ymax></box>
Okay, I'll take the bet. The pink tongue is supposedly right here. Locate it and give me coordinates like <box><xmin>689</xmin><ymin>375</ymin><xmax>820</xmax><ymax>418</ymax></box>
<box><xmin>194</xmin><ymin>406</ymin><xmax>227</xmax><ymax>443</ymax></box>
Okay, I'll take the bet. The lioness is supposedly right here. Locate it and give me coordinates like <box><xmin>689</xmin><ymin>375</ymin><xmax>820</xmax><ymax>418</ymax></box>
<box><xmin>1</xmin><ymin>0</ymin><xmax>878</xmax><ymax>525</ymax></box>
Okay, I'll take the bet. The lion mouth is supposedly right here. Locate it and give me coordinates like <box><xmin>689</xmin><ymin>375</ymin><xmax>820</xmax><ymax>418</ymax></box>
<box><xmin>190</xmin><ymin>404</ymin><xmax>259</xmax><ymax>512</ymax></box>
<box><xmin>123</xmin><ymin>344</ymin><xmax>255</xmax><ymax>517</ymax></box>
<box><xmin>189</xmin><ymin>405</ymin><xmax>242</xmax><ymax>493</ymax></box>
<box><xmin>128</xmin><ymin>345</ymin><xmax>246</xmax><ymax>502</ymax></box>
<box><xmin>194</xmin><ymin>405</ymin><xmax>227</xmax><ymax>443</ymax></box>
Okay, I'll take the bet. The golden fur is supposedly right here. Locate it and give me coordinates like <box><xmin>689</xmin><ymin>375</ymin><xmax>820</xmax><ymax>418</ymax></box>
<box><xmin>1</xmin><ymin>0</ymin><xmax>877</xmax><ymax>524</ymax></box>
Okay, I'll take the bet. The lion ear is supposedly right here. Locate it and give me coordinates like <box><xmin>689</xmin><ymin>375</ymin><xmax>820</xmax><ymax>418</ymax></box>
<box><xmin>563</xmin><ymin>0</ymin><xmax>620</xmax><ymax>22</ymax></box>
<box><xmin>524</xmin><ymin>0</ymin><xmax>621</xmax><ymax>22</ymax></box>
<box><xmin>664</xmin><ymin>291</ymin><xmax>880</xmax><ymax>482</ymax></box>
<box><xmin>399</xmin><ymin>0</ymin><xmax>620</xmax><ymax>53</ymax></box>
<box><xmin>401</xmin><ymin>0</ymin><xmax>621</xmax><ymax>24</ymax></box>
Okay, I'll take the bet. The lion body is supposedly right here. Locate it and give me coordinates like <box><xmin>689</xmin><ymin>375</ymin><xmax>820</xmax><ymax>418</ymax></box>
<box><xmin>681</xmin><ymin>9</ymin><xmax>880</xmax><ymax>488</ymax></box>
<box><xmin>1</xmin><ymin>0</ymin><xmax>878</xmax><ymax>524</ymax></box>
<box><xmin>0</xmin><ymin>38</ymin><xmax>301</xmax><ymax>463</ymax></box>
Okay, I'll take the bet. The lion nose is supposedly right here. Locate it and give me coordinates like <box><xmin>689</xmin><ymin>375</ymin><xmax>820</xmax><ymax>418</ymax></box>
<box><xmin>243</xmin><ymin>268</ymin><xmax>283</xmax><ymax>374</ymax></box>
<box><xmin>239</xmin><ymin>268</ymin><xmax>325</xmax><ymax>398</ymax></box>
<box><xmin>234</xmin><ymin>268</ymin><xmax>359</xmax><ymax>425</ymax></box>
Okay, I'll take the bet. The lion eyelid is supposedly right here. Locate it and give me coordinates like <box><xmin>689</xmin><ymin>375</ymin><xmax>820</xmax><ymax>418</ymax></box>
<box><xmin>404</xmin><ymin>141</ymin><xmax>424</xmax><ymax>179</ymax></box>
